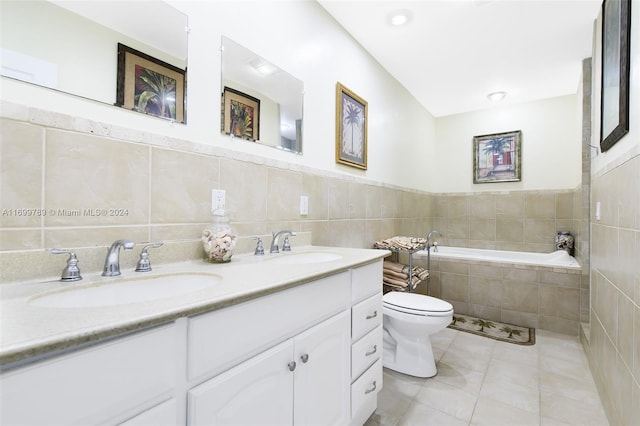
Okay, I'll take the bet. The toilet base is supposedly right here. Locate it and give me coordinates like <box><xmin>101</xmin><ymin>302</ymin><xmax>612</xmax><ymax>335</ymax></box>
<box><xmin>382</xmin><ymin>328</ymin><xmax>437</xmax><ymax>378</ymax></box>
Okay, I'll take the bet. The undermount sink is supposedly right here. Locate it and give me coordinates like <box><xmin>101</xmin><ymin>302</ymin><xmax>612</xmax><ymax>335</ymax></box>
<box><xmin>30</xmin><ymin>273</ymin><xmax>222</xmax><ymax>308</ymax></box>
<box><xmin>270</xmin><ymin>252</ymin><xmax>343</xmax><ymax>265</ymax></box>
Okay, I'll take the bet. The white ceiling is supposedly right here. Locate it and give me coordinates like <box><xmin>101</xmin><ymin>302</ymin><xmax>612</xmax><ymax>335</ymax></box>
<box><xmin>318</xmin><ymin>0</ymin><xmax>602</xmax><ymax>117</ymax></box>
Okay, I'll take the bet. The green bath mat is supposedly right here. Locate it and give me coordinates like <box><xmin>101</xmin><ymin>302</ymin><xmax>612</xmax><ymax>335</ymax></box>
<box><xmin>448</xmin><ymin>313</ymin><xmax>535</xmax><ymax>345</ymax></box>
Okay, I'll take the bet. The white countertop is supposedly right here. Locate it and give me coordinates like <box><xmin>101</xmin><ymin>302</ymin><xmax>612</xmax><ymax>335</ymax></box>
<box><xmin>0</xmin><ymin>246</ymin><xmax>389</xmax><ymax>367</ymax></box>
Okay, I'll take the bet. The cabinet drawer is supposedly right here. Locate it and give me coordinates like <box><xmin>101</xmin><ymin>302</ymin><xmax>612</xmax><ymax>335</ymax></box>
<box><xmin>351</xmin><ymin>260</ymin><xmax>383</xmax><ymax>303</ymax></box>
<box><xmin>188</xmin><ymin>272</ymin><xmax>350</xmax><ymax>381</ymax></box>
<box><xmin>351</xmin><ymin>326</ymin><xmax>382</xmax><ymax>382</ymax></box>
<box><xmin>351</xmin><ymin>359</ymin><xmax>382</xmax><ymax>421</ymax></box>
<box><xmin>351</xmin><ymin>293</ymin><xmax>382</xmax><ymax>341</ymax></box>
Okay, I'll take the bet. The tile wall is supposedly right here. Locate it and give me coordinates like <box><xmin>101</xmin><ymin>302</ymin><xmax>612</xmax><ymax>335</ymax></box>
<box><xmin>587</xmin><ymin>154</ymin><xmax>640</xmax><ymax>425</ymax></box>
<box><xmin>432</xmin><ymin>191</ymin><xmax>581</xmax><ymax>254</ymax></box>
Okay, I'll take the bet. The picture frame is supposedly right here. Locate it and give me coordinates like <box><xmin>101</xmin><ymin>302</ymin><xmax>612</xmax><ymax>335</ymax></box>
<box><xmin>473</xmin><ymin>130</ymin><xmax>522</xmax><ymax>184</ymax></box>
<box><xmin>116</xmin><ymin>43</ymin><xmax>186</xmax><ymax>123</ymax></box>
<box><xmin>600</xmin><ymin>0</ymin><xmax>631</xmax><ymax>152</ymax></box>
<box><xmin>222</xmin><ymin>87</ymin><xmax>260</xmax><ymax>142</ymax></box>
<box><xmin>336</xmin><ymin>82</ymin><xmax>367</xmax><ymax>170</ymax></box>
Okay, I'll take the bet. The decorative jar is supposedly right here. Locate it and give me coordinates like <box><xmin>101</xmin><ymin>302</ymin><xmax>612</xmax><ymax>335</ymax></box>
<box><xmin>201</xmin><ymin>210</ymin><xmax>237</xmax><ymax>263</ymax></box>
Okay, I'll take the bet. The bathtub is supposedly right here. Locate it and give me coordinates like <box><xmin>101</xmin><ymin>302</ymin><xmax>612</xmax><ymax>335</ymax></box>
<box><xmin>412</xmin><ymin>246</ymin><xmax>583</xmax><ymax>335</ymax></box>
<box><xmin>416</xmin><ymin>246</ymin><xmax>580</xmax><ymax>270</ymax></box>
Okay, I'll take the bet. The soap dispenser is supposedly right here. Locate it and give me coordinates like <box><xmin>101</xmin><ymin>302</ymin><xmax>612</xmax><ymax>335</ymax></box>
<box><xmin>201</xmin><ymin>209</ymin><xmax>237</xmax><ymax>263</ymax></box>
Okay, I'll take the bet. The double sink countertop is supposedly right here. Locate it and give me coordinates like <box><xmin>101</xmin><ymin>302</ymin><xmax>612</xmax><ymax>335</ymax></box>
<box><xmin>0</xmin><ymin>246</ymin><xmax>390</xmax><ymax>368</ymax></box>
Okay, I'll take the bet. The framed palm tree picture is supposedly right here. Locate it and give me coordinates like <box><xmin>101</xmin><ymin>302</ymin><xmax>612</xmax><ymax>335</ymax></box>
<box><xmin>221</xmin><ymin>87</ymin><xmax>260</xmax><ymax>142</ymax></box>
<box><xmin>336</xmin><ymin>82</ymin><xmax>367</xmax><ymax>170</ymax></box>
<box><xmin>116</xmin><ymin>43</ymin><xmax>186</xmax><ymax>123</ymax></box>
<box><xmin>473</xmin><ymin>130</ymin><xmax>522</xmax><ymax>184</ymax></box>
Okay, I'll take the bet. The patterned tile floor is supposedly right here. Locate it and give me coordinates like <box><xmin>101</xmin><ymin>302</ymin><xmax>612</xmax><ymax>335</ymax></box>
<box><xmin>365</xmin><ymin>327</ymin><xmax>609</xmax><ymax>426</ymax></box>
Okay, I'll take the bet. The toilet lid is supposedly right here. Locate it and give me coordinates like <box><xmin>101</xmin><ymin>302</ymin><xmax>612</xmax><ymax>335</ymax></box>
<box><xmin>383</xmin><ymin>292</ymin><xmax>453</xmax><ymax>314</ymax></box>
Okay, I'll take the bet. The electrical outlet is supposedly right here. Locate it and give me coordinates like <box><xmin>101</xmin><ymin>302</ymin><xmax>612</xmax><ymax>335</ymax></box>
<box><xmin>300</xmin><ymin>195</ymin><xmax>309</xmax><ymax>215</ymax></box>
<box><xmin>212</xmin><ymin>189</ymin><xmax>226</xmax><ymax>213</ymax></box>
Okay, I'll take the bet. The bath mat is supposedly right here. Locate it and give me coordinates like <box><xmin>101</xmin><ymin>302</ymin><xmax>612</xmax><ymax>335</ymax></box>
<box><xmin>448</xmin><ymin>313</ymin><xmax>535</xmax><ymax>345</ymax></box>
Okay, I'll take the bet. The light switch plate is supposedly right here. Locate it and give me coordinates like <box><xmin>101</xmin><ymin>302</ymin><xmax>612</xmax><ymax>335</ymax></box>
<box><xmin>212</xmin><ymin>189</ymin><xmax>226</xmax><ymax>212</ymax></box>
<box><xmin>300</xmin><ymin>196</ymin><xmax>309</xmax><ymax>215</ymax></box>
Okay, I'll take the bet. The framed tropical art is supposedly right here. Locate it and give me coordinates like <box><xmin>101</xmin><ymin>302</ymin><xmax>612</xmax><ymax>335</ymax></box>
<box><xmin>600</xmin><ymin>0</ymin><xmax>631</xmax><ymax>152</ymax></box>
<box><xmin>116</xmin><ymin>43</ymin><xmax>186</xmax><ymax>123</ymax></box>
<box><xmin>473</xmin><ymin>130</ymin><xmax>522</xmax><ymax>184</ymax></box>
<box><xmin>336</xmin><ymin>82</ymin><xmax>367</xmax><ymax>170</ymax></box>
<box><xmin>222</xmin><ymin>87</ymin><xmax>260</xmax><ymax>142</ymax></box>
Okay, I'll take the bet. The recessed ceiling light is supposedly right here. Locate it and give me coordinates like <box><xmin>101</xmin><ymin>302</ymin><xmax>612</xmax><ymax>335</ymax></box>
<box><xmin>389</xmin><ymin>9</ymin><xmax>412</xmax><ymax>26</ymax></box>
<box><xmin>487</xmin><ymin>91</ymin><xmax>507</xmax><ymax>101</ymax></box>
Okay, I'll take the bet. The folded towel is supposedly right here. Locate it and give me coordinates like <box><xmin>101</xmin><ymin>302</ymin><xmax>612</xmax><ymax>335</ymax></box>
<box><xmin>383</xmin><ymin>276</ymin><xmax>410</xmax><ymax>288</ymax></box>
<box><xmin>384</xmin><ymin>261</ymin><xmax>429</xmax><ymax>281</ymax></box>
<box><xmin>374</xmin><ymin>236</ymin><xmax>427</xmax><ymax>251</ymax></box>
<box><xmin>383</xmin><ymin>268</ymin><xmax>409</xmax><ymax>280</ymax></box>
<box><xmin>382</xmin><ymin>260</ymin><xmax>429</xmax><ymax>292</ymax></box>
<box><xmin>383</xmin><ymin>260</ymin><xmax>406</xmax><ymax>273</ymax></box>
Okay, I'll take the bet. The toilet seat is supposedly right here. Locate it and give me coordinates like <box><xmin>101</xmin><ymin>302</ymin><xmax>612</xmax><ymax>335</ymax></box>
<box><xmin>383</xmin><ymin>292</ymin><xmax>453</xmax><ymax>317</ymax></box>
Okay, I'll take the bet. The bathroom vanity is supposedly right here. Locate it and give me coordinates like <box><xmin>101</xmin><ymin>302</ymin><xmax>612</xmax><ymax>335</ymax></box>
<box><xmin>0</xmin><ymin>247</ymin><xmax>387</xmax><ymax>426</ymax></box>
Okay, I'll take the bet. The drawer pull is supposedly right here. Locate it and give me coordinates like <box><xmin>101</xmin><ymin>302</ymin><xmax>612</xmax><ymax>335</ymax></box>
<box><xmin>364</xmin><ymin>380</ymin><xmax>377</xmax><ymax>394</ymax></box>
<box><xmin>366</xmin><ymin>310</ymin><xmax>378</xmax><ymax>320</ymax></box>
<box><xmin>288</xmin><ymin>361</ymin><xmax>297</xmax><ymax>372</ymax></box>
<box><xmin>365</xmin><ymin>345</ymin><xmax>378</xmax><ymax>356</ymax></box>
<box><xmin>300</xmin><ymin>353</ymin><xmax>309</xmax><ymax>363</ymax></box>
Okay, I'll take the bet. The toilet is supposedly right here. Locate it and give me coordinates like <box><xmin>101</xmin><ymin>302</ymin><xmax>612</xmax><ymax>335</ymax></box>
<box><xmin>382</xmin><ymin>292</ymin><xmax>454</xmax><ymax>378</ymax></box>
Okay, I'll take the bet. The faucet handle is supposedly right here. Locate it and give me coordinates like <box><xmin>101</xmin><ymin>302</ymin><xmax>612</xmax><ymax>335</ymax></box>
<box><xmin>135</xmin><ymin>242</ymin><xmax>163</xmax><ymax>272</ymax></box>
<box><xmin>252</xmin><ymin>237</ymin><xmax>265</xmax><ymax>256</ymax></box>
<box><xmin>47</xmin><ymin>248</ymin><xmax>82</xmax><ymax>282</ymax></box>
<box><xmin>282</xmin><ymin>234</ymin><xmax>296</xmax><ymax>252</ymax></box>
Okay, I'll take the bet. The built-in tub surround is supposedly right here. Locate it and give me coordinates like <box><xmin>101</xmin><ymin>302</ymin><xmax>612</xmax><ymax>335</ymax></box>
<box><xmin>433</xmin><ymin>188</ymin><xmax>590</xmax><ymax>324</ymax></box>
<box><xmin>413</xmin><ymin>246</ymin><xmax>583</xmax><ymax>335</ymax></box>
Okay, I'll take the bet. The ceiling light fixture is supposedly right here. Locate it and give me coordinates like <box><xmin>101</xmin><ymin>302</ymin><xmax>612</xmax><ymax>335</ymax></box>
<box><xmin>487</xmin><ymin>91</ymin><xmax>506</xmax><ymax>102</ymax></box>
<box><xmin>250</xmin><ymin>57</ymin><xmax>277</xmax><ymax>76</ymax></box>
<box><xmin>389</xmin><ymin>9</ymin><xmax>412</xmax><ymax>26</ymax></box>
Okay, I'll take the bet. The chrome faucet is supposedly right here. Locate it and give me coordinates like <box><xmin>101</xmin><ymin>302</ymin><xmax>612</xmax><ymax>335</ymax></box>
<box><xmin>426</xmin><ymin>230</ymin><xmax>443</xmax><ymax>252</ymax></box>
<box><xmin>270</xmin><ymin>230</ymin><xmax>296</xmax><ymax>254</ymax></box>
<box><xmin>102</xmin><ymin>239</ymin><xmax>135</xmax><ymax>276</ymax></box>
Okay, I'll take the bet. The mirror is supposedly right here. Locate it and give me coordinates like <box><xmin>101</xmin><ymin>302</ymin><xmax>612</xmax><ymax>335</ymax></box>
<box><xmin>221</xmin><ymin>36</ymin><xmax>303</xmax><ymax>154</ymax></box>
<box><xmin>0</xmin><ymin>0</ymin><xmax>188</xmax><ymax>122</ymax></box>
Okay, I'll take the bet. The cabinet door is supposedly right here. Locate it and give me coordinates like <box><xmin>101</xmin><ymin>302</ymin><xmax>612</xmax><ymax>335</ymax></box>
<box><xmin>293</xmin><ymin>310</ymin><xmax>351</xmax><ymax>426</ymax></box>
<box><xmin>187</xmin><ymin>339</ymin><xmax>294</xmax><ymax>426</ymax></box>
<box><xmin>0</xmin><ymin>324</ymin><xmax>178</xmax><ymax>426</ymax></box>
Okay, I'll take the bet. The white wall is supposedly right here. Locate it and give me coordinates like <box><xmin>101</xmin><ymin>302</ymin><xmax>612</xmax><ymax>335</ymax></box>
<box><xmin>433</xmin><ymin>94</ymin><xmax>581</xmax><ymax>193</ymax></box>
<box><xmin>0</xmin><ymin>1</ymin><xmax>183</xmax><ymax>105</ymax></box>
<box><xmin>0</xmin><ymin>0</ymin><xmax>437</xmax><ymax>193</ymax></box>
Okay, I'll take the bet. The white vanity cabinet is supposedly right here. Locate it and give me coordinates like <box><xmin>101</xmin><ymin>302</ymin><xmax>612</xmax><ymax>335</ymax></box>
<box><xmin>0</xmin><ymin>256</ymin><xmax>386</xmax><ymax>426</ymax></box>
<box><xmin>0</xmin><ymin>323</ymin><xmax>180</xmax><ymax>426</ymax></box>
<box><xmin>188</xmin><ymin>310</ymin><xmax>351</xmax><ymax>426</ymax></box>
<box><xmin>186</xmin><ymin>261</ymin><xmax>384</xmax><ymax>426</ymax></box>
<box><xmin>186</xmin><ymin>272</ymin><xmax>352</xmax><ymax>426</ymax></box>
<box><xmin>350</xmin><ymin>261</ymin><xmax>384</xmax><ymax>425</ymax></box>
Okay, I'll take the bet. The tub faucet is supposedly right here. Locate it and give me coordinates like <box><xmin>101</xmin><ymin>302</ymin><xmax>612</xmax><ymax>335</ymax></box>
<box><xmin>102</xmin><ymin>239</ymin><xmax>135</xmax><ymax>277</ymax></box>
<box><xmin>426</xmin><ymin>230</ymin><xmax>442</xmax><ymax>253</ymax></box>
<box><xmin>270</xmin><ymin>230</ymin><xmax>296</xmax><ymax>254</ymax></box>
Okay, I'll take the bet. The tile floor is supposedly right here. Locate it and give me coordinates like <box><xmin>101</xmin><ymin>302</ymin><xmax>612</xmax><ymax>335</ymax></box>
<box><xmin>365</xmin><ymin>327</ymin><xmax>609</xmax><ymax>426</ymax></box>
